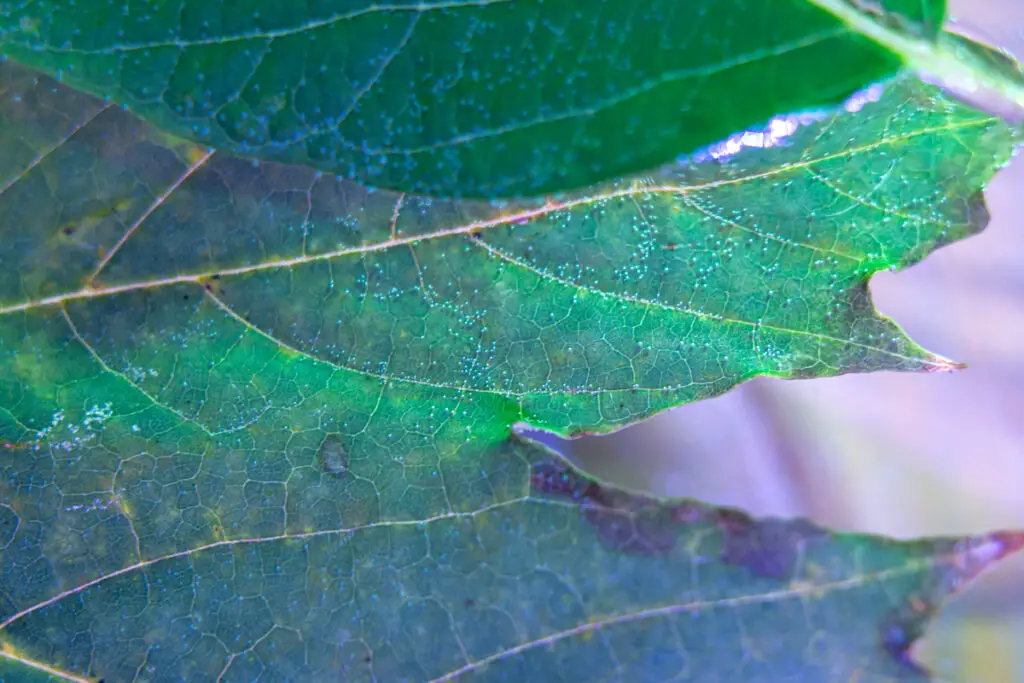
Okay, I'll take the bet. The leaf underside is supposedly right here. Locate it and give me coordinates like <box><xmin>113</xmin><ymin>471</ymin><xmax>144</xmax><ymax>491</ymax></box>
<box><xmin>0</xmin><ymin>41</ymin><xmax>1019</xmax><ymax>682</ymax></box>
<box><xmin>0</xmin><ymin>0</ymin><xmax>946</xmax><ymax>197</ymax></box>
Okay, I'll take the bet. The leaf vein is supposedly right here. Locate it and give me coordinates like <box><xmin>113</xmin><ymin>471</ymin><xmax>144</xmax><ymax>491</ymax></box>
<box><xmin>428</xmin><ymin>564</ymin><xmax>929</xmax><ymax>682</ymax></box>
<box><xmin>469</xmin><ymin>236</ymin><xmax>944</xmax><ymax>369</ymax></box>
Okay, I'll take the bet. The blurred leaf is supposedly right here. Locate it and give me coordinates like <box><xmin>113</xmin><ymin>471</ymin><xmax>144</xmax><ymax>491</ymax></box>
<box><xmin>0</xmin><ymin>0</ymin><xmax>948</xmax><ymax>197</ymax></box>
<box><xmin>812</xmin><ymin>1</ymin><xmax>1024</xmax><ymax>122</ymax></box>
<box><xmin>926</xmin><ymin>31</ymin><xmax>1024</xmax><ymax>122</ymax></box>
<box><xmin>0</xmin><ymin>54</ymin><xmax>1018</xmax><ymax>681</ymax></box>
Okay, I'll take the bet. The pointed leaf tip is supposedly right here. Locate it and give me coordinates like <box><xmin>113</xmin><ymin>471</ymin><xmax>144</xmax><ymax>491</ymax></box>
<box><xmin>924</xmin><ymin>356</ymin><xmax>968</xmax><ymax>373</ymax></box>
<box><xmin>943</xmin><ymin>530</ymin><xmax>1024</xmax><ymax>594</ymax></box>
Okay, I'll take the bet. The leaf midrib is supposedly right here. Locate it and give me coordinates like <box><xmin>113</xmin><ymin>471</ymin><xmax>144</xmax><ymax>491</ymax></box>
<box><xmin>0</xmin><ymin>116</ymin><xmax>990</xmax><ymax>322</ymax></box>
<box><xmin>0</xmin><ymin>119</ymin><xmax>987</xmax><ymax>410</ymax></box>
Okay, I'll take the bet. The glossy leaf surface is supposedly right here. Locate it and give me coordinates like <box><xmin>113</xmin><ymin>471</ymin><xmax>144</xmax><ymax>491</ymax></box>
<box><xmin>0</xmin><ymin>0</ymin><xmax>946</xmax><ymax>197</ymax></box>
<box><xmin>0</xmin><ymin>58</ymin><xmax>1016</xmax><ymax>681</ymax></box>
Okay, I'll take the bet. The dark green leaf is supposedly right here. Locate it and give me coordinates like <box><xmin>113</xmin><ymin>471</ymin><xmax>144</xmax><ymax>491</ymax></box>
<box><xmin>0</xmin><ymin>0</ymin><xmax>946</xmax><ymax>197</ymax></box>
<box><xmin>0</xmin><ymin>57</ymin><xmax>1017</xmax><ymax>681</ymax></box>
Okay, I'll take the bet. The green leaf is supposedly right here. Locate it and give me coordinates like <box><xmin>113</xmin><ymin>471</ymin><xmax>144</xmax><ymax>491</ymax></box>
<box><xmin>811</xmin><ymin>0</ymin><xmax>1024</xmax><ymax>121</ymax></box>
<box><xmin>0</xmin><ymin>0</ymin><xmax>947</xmax><ymax>197</ymax></box>
<box><xmin>0</xmin><ymin>57</ymin><xmax>1017</xmax><ymax>681</ymax></box>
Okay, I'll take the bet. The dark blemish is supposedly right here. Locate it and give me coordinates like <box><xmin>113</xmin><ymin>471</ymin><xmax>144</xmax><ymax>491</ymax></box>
<box><xmin>212</xmin><ymin>274</ymin><xmax>221</xmax><ymax>280</ymax></box>
<box><xmin>879</xmin><ymin>600</ymin><xmax>932</xmax><ymax>676</ymax></box>
<box><xmin>715</xmin><ymin>509</ymin><xmax>822</xmax><ymax>580</ymax></box>
<box><xmin>183</xmin><ymin>294</ymin><xmax>190</xmax><ymax>301</ymax></box>
<box><xmin>469</xmin><ymin>230</ymin><xmax>483</xmax><ymax>239</ymax></box>
<box><xmin>530</xmin><ymin>459</ymin><xmax>595</xmax><ymax>501</ymax></box>
<box><xmin>530</xmin><ymin>457</ymin><xmax>685</xmax><ymax>555</ymax></box>
<box><xmin>964</xmin><ymin>190</ymin><xmax>991</xmax><ymax>236</ymax></box>
<box><xmin>317</xmin><ymin>433</ymin><xmax>349</xmax><ymax>477</ymax></box>
<box><xmin>529</xmin><ymin>456</ymin><xmax>829</xmax><ymax>562</ymax></box>
<box><xmin>62</xmin><ymin>225</ymin><xmax>75</xmax><ymax>236</ymax></box>
<box><xmin>363</xmin><ymin>655</ymin><xmax>372</xmax><ymax>664</ymax></box>
<box><xmin>463</xmin><ymin>599</ymin><xmax>475</xmax><ymax>608</ymax></box>
<box><xmin>584</xmin><ymin>503</ymin><xmax>678</xmax><ymax>555</ymax></box>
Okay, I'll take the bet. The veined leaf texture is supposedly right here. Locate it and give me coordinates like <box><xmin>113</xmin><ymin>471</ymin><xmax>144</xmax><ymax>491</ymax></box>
<box><xmin>0</xmin><ymin>0</ymin><xmax>950</xmax><ymax>196</ymax></box>
<box><xmin>1</xmin><ymin>1</ymin><xmax>1024</xmax><ymax>681</ymax></box>
<box><xmin>0</xmin><ymin>42</ymin><xmax>1019</xmax><ymax>682</ymax></box>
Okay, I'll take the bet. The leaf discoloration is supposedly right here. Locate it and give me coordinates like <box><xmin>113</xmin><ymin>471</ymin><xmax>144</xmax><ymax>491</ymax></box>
<box><xmin>317</xmin><ymin>433</ymin><xmax>350</xmax><ymax>478</ymax></box>
<box><xmin>0</xmin><ymin>47</ymin><xmax>1020</xmax><ymax>682</ymax></box>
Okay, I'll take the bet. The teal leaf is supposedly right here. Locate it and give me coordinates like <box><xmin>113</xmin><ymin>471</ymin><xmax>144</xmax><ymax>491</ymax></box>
<box><xmin>0</xmin><ymin>0</ymin><xmax>948</xmax><ymax>197</ymax></box>
<box><xmin>0</xmin><ymin>55</ymin><xmax>1018</xmax><ymax>681</ymax></box>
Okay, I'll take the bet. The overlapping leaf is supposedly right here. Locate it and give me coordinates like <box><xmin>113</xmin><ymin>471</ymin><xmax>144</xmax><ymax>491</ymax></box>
<box><xmin>0</xmin><ymin>56</ymin><xmax>1018</xmax><ymax>681</ymax></box>
<box><xmin>0</xmin><ymin>0</ymin><xmax>948</xmax><ymax>197</ymax></box>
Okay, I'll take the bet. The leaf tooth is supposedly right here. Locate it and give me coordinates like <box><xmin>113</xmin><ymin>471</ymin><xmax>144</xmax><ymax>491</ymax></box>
<box><xmin>922</xmin><ymin>355</ymin><xmax>968</xmax><ymax>373</ymax></box>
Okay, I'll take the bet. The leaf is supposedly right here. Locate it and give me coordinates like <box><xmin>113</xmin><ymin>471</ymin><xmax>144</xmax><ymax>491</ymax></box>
<box><xmin>811</xmin><ymin>0</ymin><xmax>1024</xmax><ymax>121</ymax></box>
<box><xmin>0</xmin><ymin>57</ymin><xmax>1018</xmax><ymax>681</ymax></box>
<box><xmin>1</xmin><ymin>439</ymin><xmax>1022</xmax><ymax>683</ymax></box>
<box><xmin>922</xmin><ymin>31</ymin><xmax>1024</xmax><ymax>123</ymax></box>
<box><xmin>0</xmin><ymin>0</ymin><xmax>947</xmax><ymax>197</ymax></box>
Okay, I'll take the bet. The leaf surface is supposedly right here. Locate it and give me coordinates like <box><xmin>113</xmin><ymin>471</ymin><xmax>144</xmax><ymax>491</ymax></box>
<box><xmin>0</xmin><ymin>0</ymin><xmax>947</xmax><ymax>197</ymax></box>
<box><xmin>811</xmin><ymin>0</ymin><xmax>1024</xmax><ymax>121</ymax></box>
<box><xmin>0</xmin><ymin>60</ymin><xmax>1017</xmax><ymax>682</ymax></box>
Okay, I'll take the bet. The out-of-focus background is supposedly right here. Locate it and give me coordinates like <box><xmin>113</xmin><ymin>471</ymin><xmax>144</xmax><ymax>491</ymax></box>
<box><xmin>569</xmin><ymin>2</ymin><xmax>1024</xmax><ymax>681</ymax></box>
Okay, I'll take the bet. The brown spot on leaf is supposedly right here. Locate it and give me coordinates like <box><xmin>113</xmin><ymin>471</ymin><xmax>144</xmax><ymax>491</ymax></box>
<box><xmin>530</xmin><ymin>459</ymin><xmax>596</xmax><ymax>501</ymax></box>
<box><xmin>529</xmin><ymin>456</ymin><xmax>831</xmax><ymax>562</ymax></box>
<box><xmin>530</xmin><ymin>457</ymin><xmax>690</xmax><ymax>555</ymax></box>
<box><xmin>962</xmin><ymin>189</ymin><xmax>992</xmax><ymax>240</ymax></box>
<box><xmin>317</xmin><ymin>433</ymin><xmax>349</xmax><ymax>478</ymax></box>
<box><xmin>583</xmin><ymin>502</ymin><xmax>678</xmax><ymax>554</ymax></box>
<box><xmin>715</xmin><ymin>509</ymin><xmax>824</xmax><ymax>579</ymax></box>
<box><xmin>879</xmin><ymin>598</ymin><xmax>934</xmax><ymax>676</ymax></box>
